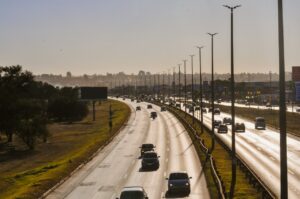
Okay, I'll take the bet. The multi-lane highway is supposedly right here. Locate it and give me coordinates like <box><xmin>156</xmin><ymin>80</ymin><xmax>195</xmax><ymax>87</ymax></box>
<box><xmin>179</xmin><ymin>103</ymin><xmax>300</xmax><ymax>198</ymax></box>
<box><xmin>46</xmin><ymin>99</ymin><xmax>210</xmax><ymax>199</ymax></box>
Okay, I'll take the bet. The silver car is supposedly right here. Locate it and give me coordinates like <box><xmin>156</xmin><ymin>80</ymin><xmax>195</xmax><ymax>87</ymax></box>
<box><xmin>116</xmin><ymin>186</ymin><xmax>148</xmax><ymax>199</ymax></box>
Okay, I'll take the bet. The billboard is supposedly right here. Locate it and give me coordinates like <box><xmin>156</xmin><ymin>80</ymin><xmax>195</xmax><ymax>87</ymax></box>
<box><xmin>292</xmin><ymin>66</ymin><xmax>300</xmax><ymax>81</ymax></box>
<box><xmin>296</xmin><ymin>82</ymin><xmax>300</xmax><ymax>102</ymax></box>
<box><xmin>79</xmin><ymin>87</ymin><xmax>107</xmax><ymax>100</ymax></box>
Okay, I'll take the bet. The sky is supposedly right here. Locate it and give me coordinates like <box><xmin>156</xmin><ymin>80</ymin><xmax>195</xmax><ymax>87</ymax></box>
<box><xmin>0</xmin><ymin>0</ymin><xmax>299</xmax><ymax>75</ymax></box>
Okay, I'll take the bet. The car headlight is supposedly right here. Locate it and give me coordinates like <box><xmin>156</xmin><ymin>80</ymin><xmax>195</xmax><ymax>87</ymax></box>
<box><xmin>169</xmin><ymin>184</ymin><xmax>173</xmax><ymax>187</ymax></box>
<box><xmin>185</xmin><ymin>182</ymin><xmax>190</xmax><ymax>186</ymax></box>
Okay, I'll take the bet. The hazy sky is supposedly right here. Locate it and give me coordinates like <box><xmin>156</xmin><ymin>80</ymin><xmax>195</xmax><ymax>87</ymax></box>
<box><xmin>0</xmin><ymin>0</ymin><xmax>299</xmax><ymax>75</ymax></box>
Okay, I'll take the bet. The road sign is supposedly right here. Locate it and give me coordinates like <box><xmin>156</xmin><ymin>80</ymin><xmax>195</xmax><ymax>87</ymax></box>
<box><xmin>296</xmin><ymin>82</ymin><xmax>300</xmax><ymax>102</ymax></box>
<box><xmin>79</xmin><ymin>87</ymin><xmax>107</xmax><ymax>100</ymax></box>
<box><xmin>292</xmin><ymin>66</ymin><xmax>300</xmax><ymax>81</ymax></box>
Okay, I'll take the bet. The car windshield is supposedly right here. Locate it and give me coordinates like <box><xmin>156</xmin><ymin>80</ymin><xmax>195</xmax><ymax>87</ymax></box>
<box><xmin>169</xmin><ymin>173</ymin><xmax>188</xmax><ymax>180</ymax></box>
<box><xmin>257</xmin><ymin>118</ymin><xmax>265</xmax><ymax>122</ymax></box>
<box><xmin>120</xmin><ymin>191</ymin><xmax>145</xmax><ymax>199</ymax></box>
<box><xmin>143</xmin><ymin>153</ymin><xmax>157</xmax><ymax>158</ymax></box>
<box><xmin>142</xmin><ymin>144</ymin><xmax>154</xmax><ymax>149</ymax></box>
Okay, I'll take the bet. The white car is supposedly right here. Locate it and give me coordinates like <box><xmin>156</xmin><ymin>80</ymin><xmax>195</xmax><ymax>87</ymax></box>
<box><xmin>116</xmin><ymin>186</ymin><xmax>148</xmax><ymax>199</ymax></box>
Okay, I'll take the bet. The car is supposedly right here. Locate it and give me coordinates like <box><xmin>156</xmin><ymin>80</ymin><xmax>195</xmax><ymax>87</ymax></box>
<box><xmin>137</xmin><ymin>100</ymin><xmax>141</xmax><ymax>103</ymax></box>
<box><xmin>140</xmin><ymin>143</ymin><xmax>155</xmax><ymax>156</ymax></box>
<box><xmin>255</xmin><ymin>117</ymin><xmax>266</xmax><ymax>130</ymax></box>
<box><xmin>176</xmin><ymin>103</ymin><xmax>181</xmax><ymax>108</ymax></box>
<box><xmin>147</xmin><ymin>104</ymin><xmax>152</xmax><ymax>109</ymax></box>
<box><xmin>223</xmin><ymin>117</ymin><xmax>232</xmax><ymax>125</ymax></box>
<box><xmin>213</xmin><ymin>120</ymin><xmax>222</xmax><ymax>128</ymax></box>
<box><xmin>202</xmin><ymin>108</ymin><xmax>207</xmax><ymax>113</ymax></box>
<box><xmin>208</xmin><ymin>107</ymin><xmax>213</xmax><ymax>112</ymax></box>
<box><xmin>131</xmin><ymin>99</ymin><xmax>134</xmax><ymax>102</ymax></box>
<box><xmin>218</xmin><ymin>124</ymin><xmax>228</xmax><ymax>133</ymax></box>
<box><xmin>161</xmin><ymin>106</ymin><xmax>167</xmax><ymax>112</ymax></box>
<box><xmin>188</xmin><ymin>106</ymin><xmax>194</xmax><ymax>113</ymax></box>
<box><xmin>195</xmin><ymin>106</ymin><xmax>200</xmax><ymax>111</ymax></box>
<box><xmin>213</xmin><ymin>108</ymin><xmax>221</xmax><ymax>115</ymax></box>
<box><xmin>217</xmin><ymin>99</ymin><xmax>222</xmax><ymax>103</ymax></box>
<box><xmin>166</xmin><ymin>171</ymin><xmax>191</xmax><ymax>195</ymax></box>
<box><xmin>123</xmin><ymin>98</ymin><xmax>126</xmax><ymax>100</ymax></box>
<box><xmin>266</xmin><ymin>103</ymin><xmax>272</xmax><ymax>108</ymax></box>
<box><xmin>116</xmin><ymin>186</ymin><xmax>148</xmax><ymax>199</ymax></box>
<box><xmin>295</xmin><ymin>107</ymin><xmax>300</xmax><ymax>112</ymax></box>
<box><xmin>136</xmin><ymin>106</ymin><xmax>141</xmax><ymax>111</ymax></box>
<box><xmin>150</xmin><ymin>111</ymin><xmax>157</xmax><ymax>119</ymax></box>
<box><xmin>235</xmin><ymin>122</ymin><xmax>245</xmax><ymax>132</ymax></box>
<box><xmin>141</xmin><ymin>151</ymin><xmax>160</xmax><ymax>170</ymax></box>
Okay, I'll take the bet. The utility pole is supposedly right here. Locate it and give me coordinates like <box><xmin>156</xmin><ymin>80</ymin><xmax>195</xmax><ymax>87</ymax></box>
<box><xmin>173</xmin><ymin>67</ymin><xmax>176</xmax><ymax>103</ymax></box>
<box><xmin>197</xmin><ymin>46</ymin><xmax>204</xmax><ymax>134</ymax></box>
<box><xmin>277</xmin><ymin>1</ymin><xmax>288</xmax><ymax>198</ymax></box>
<box><xmin>269</xmin><ymin>70</ymin><xmax>272</xmax><ymax>109</ymax></box>
<box><xmin>190</xmin><ymin>54</ymin><xmax>195</xmax><ymax>124</ymax></box>
<box><xmin>208</xmin><ymin>32</ymin><xmax>217</xmax><ymax>154</ymax></box>
<box><xmin>178</xmin><ymin>64</ymin><xmax>181</xmax><ymax>105</ymax></box>
<box><xmin>224</xmin><ymin>4</ymin><xmax>240</xmax><ymax>199</ymax></box>
<box><xmin>183</xmin><ymin>60</ymin><xmax>188</xmax><ymax>115</ymax></box>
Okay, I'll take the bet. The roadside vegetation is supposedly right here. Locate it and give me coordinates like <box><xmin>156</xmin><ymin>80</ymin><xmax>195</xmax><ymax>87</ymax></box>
<box><xmin>170</xmin><ymin>107</ymin><xmax>261</xmax><ymax>199</ymax></box>
<box><xmin>213</xmin><ymin>103</ymin><xmax>300</xmax><ymax>137</ymax></box>
<box><xmin>0</xmin><ymin>65</ymin><xmax>131</xmax><ymax>198</ymax></box>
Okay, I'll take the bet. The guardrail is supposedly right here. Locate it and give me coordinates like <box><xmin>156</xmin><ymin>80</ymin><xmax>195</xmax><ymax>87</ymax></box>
<box><xmin>152</xmin><ymin>100</ymin><xmax>275</xmax><ymax>199</ymax></box>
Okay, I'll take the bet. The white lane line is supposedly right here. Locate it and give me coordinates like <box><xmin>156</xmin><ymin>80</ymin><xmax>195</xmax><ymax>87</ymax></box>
<box><xmin>269</xmin><ymin>156</ymin><xmax>276</xmax><ymax>161</ymax></box>
<box><xmin>165</xmin><ymin>158</ymin><xmax>169</xmax><ymax>163</ymax></box>
<box><xmin>167</xmin><ymin>148</ymin><xmax>170</xmax><ymax>152</ymax></box>
<box><xmin>164</xmin><ymin>172</ymin><xmax>166</xmax><ymax>177</ymax></box>
<box><xmin>161</xmin><ymin>192</ymin><xmax>164</xmax><ymax>198</ymax></box>
<box><xmin>288</xmin><ymin>169</ymin><xmax>295</xmax><ymax>175</ymax></box>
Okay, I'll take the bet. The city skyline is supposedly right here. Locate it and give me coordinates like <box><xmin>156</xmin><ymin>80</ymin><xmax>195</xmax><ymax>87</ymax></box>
<box><xmin>0</xmin><ymin>0</ymin><xmax>299</xmax><ymax>75</ymax></box>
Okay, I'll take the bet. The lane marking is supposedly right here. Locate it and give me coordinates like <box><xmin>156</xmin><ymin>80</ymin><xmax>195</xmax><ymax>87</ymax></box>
<box><xmin>288</xmin><ymin>169</ymin><xmax>295</xmax><ymax>175</ymax></box>
<box><xmin>165</xmin><ymin>158</ymin><xmax>169</xmax><ymax>163</ymax></box>
<box><xmin>269</xmin><ymin>156</ymin><xmax>276</xmax><ymax>161</ymax></box>
<box><xmin>123</xmin><ymin>173</ymin><xmax>128</xmax><ymax>179</ymax></box>
<box><xmin>256</xmin><ymin>147</ymin><xmax>262</xmax><ymax>151</ymax></box>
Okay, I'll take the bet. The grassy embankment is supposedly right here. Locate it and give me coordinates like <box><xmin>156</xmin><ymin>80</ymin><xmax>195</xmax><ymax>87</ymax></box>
<box><xmin>213</xmin><ymin>103</ymin><xmax>300</xmax><ymax>137</ymax></box>
<box><xmin>0</xmin><ymin>99</ymin><xmax>130</xmax><ymax>199</ymax></box>
<box><xmin>171</xmin><ymin>107</ymin><xmax>261</xmax><ymax>199</ymax></box>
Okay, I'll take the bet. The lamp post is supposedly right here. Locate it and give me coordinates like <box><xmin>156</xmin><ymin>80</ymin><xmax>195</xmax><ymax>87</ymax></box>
<box><xmin>208</xmin><ymin>32</ymin><xmax>217</xmax><ymax>154</ymax></box>
<box><xmin>196</xmin><ymin>46</ymin><xmax>204</xmax><ymax>134</ymax></box>
<box><xmin>277</xmin><ymin>0</ymin><xmax>288</xmax><ymax>198</ymax></box>
<box><xmin>178</xmin><ymin>64</ymin><xmax>182</xmax><ymax>104</ymax></box>
<box><xmin>223</xmin><ymin>4</ymin><xmax>241</xmax><ymax>199</ymax></box>
<box><xmin>190</xmin><ymin>54</ymin><xmax>195</xmax><ymax>124</ymax></box>
<box><xmin>183</xmin><ymin>59</ymin><xmax>188</xmax><ymax>115</ymax></box>
<box><xmin>173</xmin><ymin>67</ymin><xmax>176</xmax><ymax>102</ymax></box>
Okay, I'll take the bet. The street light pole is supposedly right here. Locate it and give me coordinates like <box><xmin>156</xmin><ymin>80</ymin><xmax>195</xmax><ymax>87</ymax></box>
<box><xmin>173</xmin><ymin>67</ymin><xmax>176</xmax><ymax>102</ymax></box>
<box><xmin>190</xmin><ymin>55</ymin><xmax>195</xmax><ymax>124</ymax></box>
<box><xmin>183</xmin><ymin>60</ymin><xmax>188</xmax><ymax>115</ymax></box>
<box><xmin>196</xmin><ymin>46</ymin><xmax>204</xmax><ymax>134</ymax></box>
<box><xmin>208</xmin><ymin>32</ymin><xmax>217</xmax><ymax>154</ymax></box>
<box><xmin>277</xmin><ymin>1</ymin><xmax>288</xmax><ymax>198</ymax></box>
<box><xmin>179</xmin><ymin>64</ymin><xmax>182</xmax><ymax>104</ymax></box>
<box><xmin>224</xmin><ymin>4</ymin><xmax>241</xmax><ymax>199</ymax></box>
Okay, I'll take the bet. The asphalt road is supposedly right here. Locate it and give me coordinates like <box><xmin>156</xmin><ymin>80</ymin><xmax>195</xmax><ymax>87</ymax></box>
<box><xmin>46</xmin><ymin>100</ymin><xmax>210</xmax><ymax>199</ymax></box>
<box><xmin>180</xmin><ymin>104</ymin><xmax>300</xmax><ymax>198</ymax></box>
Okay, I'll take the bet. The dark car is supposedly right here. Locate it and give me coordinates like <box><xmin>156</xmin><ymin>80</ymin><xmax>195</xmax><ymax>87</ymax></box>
<box><xmin>167</xmin><ymin>171</ymin><xmax>191</xmax><ymax>195</ymax></box>
<box><xmin>141</xmin><ymin>151</ymin><xmax>160</xmax><ymax>170</ymax></box>
<box><xmin>208</xmin><ymin>107</ymin><xmax>213</xmax><ymax>112</ymax></box>
<box><xmin>195</xmin><ymin>106</ymin><xmax>200</xmax><ymax>111</ymax></box>
<box><xmin>176</xmin><ymin>103</ymin><xmax>181</xmax><ymax>108</ymax></box>
<box><xmin>213</xmin><ymin>108</ymin><xmax>221</xmax><ymax>115</ymax></box>
<box><xmin>218</xmin><ymin>124</ymin><xmax>228</xmax><ymax>133</ymax></box>
<box><xmin>137</xmin><ymin>100</ymin><xmax>141</xmax><ymax>103</ymax></box>
<box><xmin>202</xmin><ymin>108</ymin><xmax>207</xmax><ymax>113</ymax></box>
<box><xmin>147</xmin><ymin>104</ymin><xmax>152</xmax><ymax>109</ymax></box>
<box><xmin>136</xmin><ymin>106</ymin><xmax>141</xmax><ymax>111</ymax></box>
<box><xmin>161</xmin><ymin>106</ymin><xmax>167</xmax><ymax>112</ymax></box>
<box><xmin>188</xmin><ymin>106</ymin><xmax>194</xmax><ymax>113</ymax></box>
<box><xmin>140</xmin><ymin>143</ymin><xmax>155</xmax><ymax>156</ymax></box>
<box><xmin>116</xmin><ymin>186</ymin><xmax>148</xmax><ymax>199</ymax></box>
<box><xmin>131</xmin><ymin>99</ymin><xmax>134</xmax><ymax>102</ymax></box>
<box><xmin>235</xmin><ymin>122</ymin><xmax>246</xmax><ymax>132</ymax></box>
<box><xmin>223</xmin><ymin>117</ymin><xmax>232</xmax><ymax>125</ymax></box>
<box><xmin>255</xmin><ymin>117</ymin><xmax>266</xmax><ymax>130</ymax></box>
<box><xmin>123</xmin><ymin>98</ymin><xmax>126</xmax><ymax>100</ymax></box>
<box><xmin>213</xmin><ymin>120</ymin><xmax>222</xmax><ymax>128</ymax></box>
<box><xmin>150</xmin><ymin>111</ymin><xmax>157</xmax><ymax>119</ymax></box>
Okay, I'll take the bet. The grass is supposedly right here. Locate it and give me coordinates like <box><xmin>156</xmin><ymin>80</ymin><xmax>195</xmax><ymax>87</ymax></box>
<box><xmin>212</xmin><ymin>103</ymin><xmax>300</xmax><ymax>137</ymax></box>
<box><xmin>0</xmin><ymin>99</ymin><xmax>130</xmax><ymax>199</ymax></box>
<box><xmin>170</xmin><ymin>107</ymin><xmax>262</xmax><ymax>199</ymax></box>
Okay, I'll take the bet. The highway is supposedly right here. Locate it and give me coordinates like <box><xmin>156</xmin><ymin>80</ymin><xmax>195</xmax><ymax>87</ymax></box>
<box><xmin>212</xmin><ymin>100</ymin><xmax>300</xmax><ymax>113</ymax></box>
<box><xmin>46</xmin><ymin>99</ymin><xmax>210</xmax><ymax>199</ymax></box>
<box><xmin>178</xmin><ymin>103</ymin><xmax>300</xmax><ymax>198</ymax></box>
